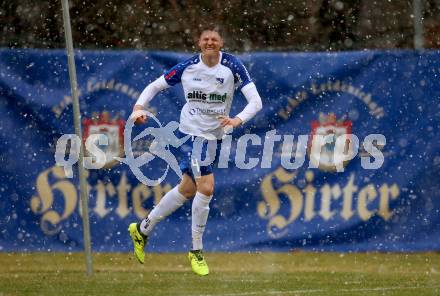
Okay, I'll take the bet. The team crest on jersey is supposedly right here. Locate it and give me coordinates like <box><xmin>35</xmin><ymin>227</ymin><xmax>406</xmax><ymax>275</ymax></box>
<box><xmin>83</xmin><ymin>111</ymin><xmax>125</xmax><ymax>168</ymax></box>
<box><xmin>216</xmin><ymin>77</ymin><xmax>224</xmax><ymax>84</ymax></box>
<box><xmin>307</xmin><ymin>113</ymin><xmax>353</xmax><ymax>172</ymax></box>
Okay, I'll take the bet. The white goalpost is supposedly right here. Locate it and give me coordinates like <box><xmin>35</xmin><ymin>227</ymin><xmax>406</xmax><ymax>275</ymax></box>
<box><xmin>413</xmin><ymin>0</ymin><xmax>425</xmax><ymax>49</ymax></box>
<box><xmin>60</xmin><ymin>0</ymin><xmax>93</xmax><ymax>276</ymax></box>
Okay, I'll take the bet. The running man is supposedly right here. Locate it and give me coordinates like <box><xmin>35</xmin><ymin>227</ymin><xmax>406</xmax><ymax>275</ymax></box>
<box><xmin>128</xmin><ymin>27</ymin><xmax>263</xmax><ymax>276</ymax></box>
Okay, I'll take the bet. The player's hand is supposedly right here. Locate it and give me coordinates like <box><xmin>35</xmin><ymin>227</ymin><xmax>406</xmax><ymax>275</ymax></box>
<box><xmin>131</xmin><ymin>105</ymin><xmax>148</xmax><ymax>125</ymax></box>
<box><xmin>218</xmin><ymin>116</ymin><xmax>242</xmax><ymax>128</ymax></box>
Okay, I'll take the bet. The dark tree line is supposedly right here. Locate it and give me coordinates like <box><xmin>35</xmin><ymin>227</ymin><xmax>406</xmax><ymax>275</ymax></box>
<box><xmin>1</xmin><ymin>0</ymin><xmax>439</xmax><ymax>51</ymax></box>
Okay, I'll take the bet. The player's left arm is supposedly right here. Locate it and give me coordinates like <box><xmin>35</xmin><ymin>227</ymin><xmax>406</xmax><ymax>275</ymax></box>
<box><xmin>219</xmin><ymin>83</ymin><xmax>263</xmax><ymax>127</ymax></box>
<box><xmin>219</xmin><ymin>58</ymin><xmax>262</xmax><ymax>128</ymax></box>
<box><xmin>235</xmin><ymin>83</ymin><xmax>263</xmax><ymax>123</ymax></box>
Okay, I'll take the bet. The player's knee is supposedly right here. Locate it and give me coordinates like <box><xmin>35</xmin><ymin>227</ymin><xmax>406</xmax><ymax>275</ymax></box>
<box><xmin>198</xmin><ymin>182</ymin><xmax>214</xmax><ymax>197</ymax></box>
<box><xmin>179</xmin><ymin>185</ymin><xmax>196</xmax><ymax>199</ymax></box>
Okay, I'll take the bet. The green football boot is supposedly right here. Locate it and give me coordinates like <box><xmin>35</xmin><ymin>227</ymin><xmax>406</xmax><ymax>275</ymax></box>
<box><xmin>128</xmin><ymin>223</ymin><xmax>147</xmax><ymax>264</ymax></box>
<box><xmin>188</xmin><ymin>250</ymin><xmax>209</xmax><ymax>276</ymax></box>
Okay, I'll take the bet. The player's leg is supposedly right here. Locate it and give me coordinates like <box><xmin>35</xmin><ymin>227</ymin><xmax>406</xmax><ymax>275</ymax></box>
<box><xmin>139</xmin><ymin>174</ymin><xmax>195</xmax><ymax>236</ymax></box>
<box><xmin>192</xmin><ymin>173</ymin><xmax>214</xmax><ymax>250</ymax></box>
<box><xmin>129</xmin><ymin>175</ymin><xmax>195</xmax><ymax>264</ymax></box>
<box><xmin>178</xmin><ymin>173</ymin><xmax>198</xmax><ymax>199</ymax></box>
<box><xmin>188</xmin><ymin>173</ymin><xmax>214</xmax><ymax>276</ymax></box>
<box><xmin>129</xmin><ymin>129</ymin><xmax>194</xmax><ymax>264</ymax></box>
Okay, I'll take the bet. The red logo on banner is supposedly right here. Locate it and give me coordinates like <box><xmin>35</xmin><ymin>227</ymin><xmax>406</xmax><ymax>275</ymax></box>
<box><xmin>83</xmin><ymin>111</ymin><xmax>125</xmax><ymax>168</ymax></box>
<box><xmin>308</xmin><ymin>113</ymin><xmax>353</xmax><ymax>172</ymax></box>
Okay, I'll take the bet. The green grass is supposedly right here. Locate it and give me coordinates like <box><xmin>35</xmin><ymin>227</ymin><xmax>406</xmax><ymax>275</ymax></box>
<box><xmin>0</xmin><ymin>252</ymin><xmax>439</xmax><ymax>295</ymax></box>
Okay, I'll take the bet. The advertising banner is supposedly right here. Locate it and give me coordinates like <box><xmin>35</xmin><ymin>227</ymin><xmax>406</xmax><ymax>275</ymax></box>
<box><xmin>1</xmin><ymin>49</ymin><xmax>439</xmax><ymax>252</ymax></box>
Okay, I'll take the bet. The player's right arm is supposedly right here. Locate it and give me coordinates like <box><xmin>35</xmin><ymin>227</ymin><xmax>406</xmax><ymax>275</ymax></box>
<box><xmin>132</xmin><ymin>76</ymin><xmax>170</xmax><ymax>125</ymax></box>
<box><xmin>131</xmin><ymin>56</ymin><xmax>196</xmax><ymax>125</ymax></box>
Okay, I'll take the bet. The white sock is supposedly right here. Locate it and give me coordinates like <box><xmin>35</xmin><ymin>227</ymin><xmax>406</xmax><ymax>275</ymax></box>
<box><xmin>139</xmin><ymin>186</ymin><xmax>188</xmax><ymax>236</ymax></box>
<box><xmin>191</xmin><ymin>192</ymin><xmax>212</xmax><ymax>250</ymax></box>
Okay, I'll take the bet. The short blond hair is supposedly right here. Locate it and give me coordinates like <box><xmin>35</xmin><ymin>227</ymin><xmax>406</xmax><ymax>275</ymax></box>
<box><xmin>198</xmin><ymin>25</ymin><xmax>224</xmax><ymax>39</ymax></box>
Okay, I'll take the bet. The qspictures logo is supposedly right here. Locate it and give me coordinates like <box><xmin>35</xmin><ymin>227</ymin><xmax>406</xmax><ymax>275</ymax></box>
<box><xmin>55</xmin><ymin>108</ymin><xmax>386</xmax><ymax>185</ymax></box>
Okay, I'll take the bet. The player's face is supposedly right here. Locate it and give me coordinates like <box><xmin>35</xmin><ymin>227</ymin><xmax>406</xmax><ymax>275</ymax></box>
<box><xmin>198</xmin><ymin>31</ymin><xmax>223</xmax><ymax>56</ymax></box>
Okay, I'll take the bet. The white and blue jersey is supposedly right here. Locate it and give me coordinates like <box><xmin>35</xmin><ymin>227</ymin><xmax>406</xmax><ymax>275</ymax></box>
<box><xmin>163</xmin><ymin>52</ymin><xmax>253</xmax><ymax>139</ymax></box>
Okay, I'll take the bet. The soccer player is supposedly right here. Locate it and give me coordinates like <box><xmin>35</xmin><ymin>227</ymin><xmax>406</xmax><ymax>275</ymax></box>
<box><xmin>128</xmin><ymin>27</ymin><xmax>263</xmax><ymax>276</ymax></box>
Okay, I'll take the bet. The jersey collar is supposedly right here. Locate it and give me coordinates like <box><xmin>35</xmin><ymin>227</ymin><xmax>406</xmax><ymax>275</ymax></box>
<box><xmin>199</xmin><ymin>52</ymin><xmax>223</xmax><ymax>68</ymax></box>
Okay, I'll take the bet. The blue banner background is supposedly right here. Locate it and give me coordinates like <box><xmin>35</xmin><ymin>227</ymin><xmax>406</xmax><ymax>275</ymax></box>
<box><xmin>0</xmin><ymin>49</ymin><xmax>439</xmax><ymax>252</ymax></box>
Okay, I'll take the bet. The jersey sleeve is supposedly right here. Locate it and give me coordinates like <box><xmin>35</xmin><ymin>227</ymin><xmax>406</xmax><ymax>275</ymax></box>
<box><xmin>221</xmin><ymin>53</ymin><xmax>253</xmax><ymax>90</ymax></box>
<box><xmin>163</xmin><ymin>55</ymin><xmax>199</xmax><ymax>86</ymax></box>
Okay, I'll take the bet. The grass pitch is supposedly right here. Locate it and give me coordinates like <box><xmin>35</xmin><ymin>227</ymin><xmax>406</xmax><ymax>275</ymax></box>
<box><xmin>0</xmin><ymin>252</ymin><xmax>439</xmax><ymax>296</ymax></box>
